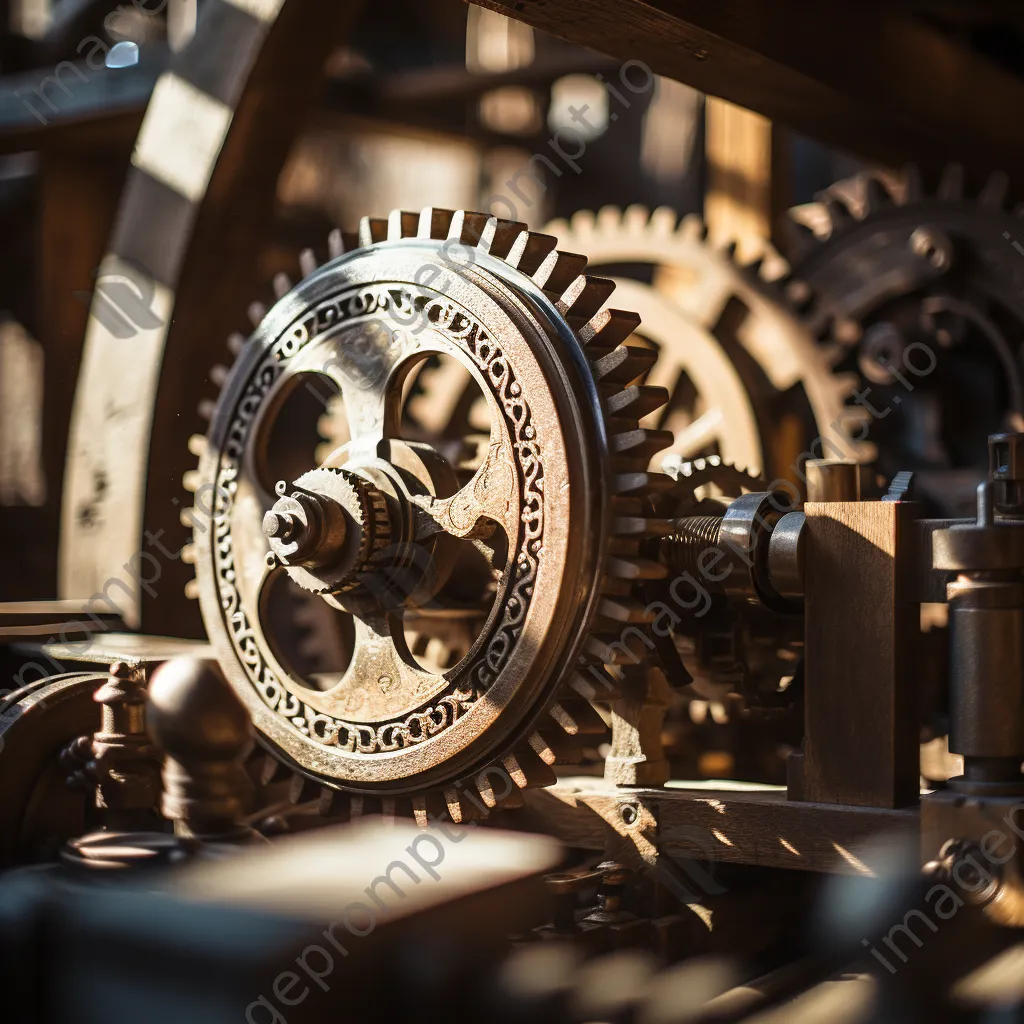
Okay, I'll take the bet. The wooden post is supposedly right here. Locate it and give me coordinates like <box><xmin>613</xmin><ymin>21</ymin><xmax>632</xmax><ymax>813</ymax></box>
<box><xmin>789</xmin><ymin>501</ymin><xmax>921</xmax><ymax>808</ymax></box>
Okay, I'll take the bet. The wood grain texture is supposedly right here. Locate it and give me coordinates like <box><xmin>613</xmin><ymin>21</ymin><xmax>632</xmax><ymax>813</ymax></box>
<box><xmin>469</xmin><ymin>0</ymin><xmax>1024</xmax><ymax>178</ymax></box>
<box><xmin>704</xmin><ymin>97</ymin><xmax>772</xmax><ymax>262</ymax></box>
<box><xmin>521</xmin><ymin>779</ymin><xmax>920</xmax><ymax>874</ymax></box>
<box><xmin>792</xmin><ymin>500</ymin><xmax>921</xmax><ymax>808</ymax></box>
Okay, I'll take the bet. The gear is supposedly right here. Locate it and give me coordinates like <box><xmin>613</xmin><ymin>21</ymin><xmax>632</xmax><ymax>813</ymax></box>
<box><xmin>190</xmin><ymin>207</ymin><xmax>672</xmax><ymax>823</ymax></box>
<box><xmin>544</xmin><ymin>205</ymin><xmax>867</xmax><ymax>484</ymax></box>
<box><xmin>787</xmin><ymin>163</ymin><xmax>1024</xmax><ymax>515</ymax></box>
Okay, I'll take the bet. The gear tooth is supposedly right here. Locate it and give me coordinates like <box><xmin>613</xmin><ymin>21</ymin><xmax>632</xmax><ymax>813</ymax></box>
<box><xmin>475</xmin><ymin>770</ymin><xmax>498</xmax><ymax>808</ymax></box>
<box><xmin>288</xmin><ymin>773</ymin><xmax>321</xmax><ymax>805</ymax></box>
<box><xmin>501</xmin><ymin>752</ymin><xmax>530</xmax><ymax>789</ymax></box>
<box><xmin>608</xmin><ymin>556</ymin><xmax>668</xmax><ymax>581</ymax></box>
<box><xmin>528</xmin><ymin>731</ymin><xmax>558</xmax><ymax>765</ymax></box>
<box><xmin>787</xmin><ymin>202</ymin><xmax>831</xmax><ymax>244</ymax></box>
<box><xmin>184</xmin><ymin>577</ymin><xmax>200</xmax><ymax>600</ymax></box>
<box><xmin>227</xmin><ymin>331</ymin><xmax>246</xmax><ymax>356</ymax></box>
<box><xmin>679</xmin><ymin>212</ymin><xmax>706</xmax><ymax>241</ymax></box>
<box><xmin>327</xmin><ymin>228</ymin><xmax>346</xmax><ymax>259</ymax></box>
<box><xmin>182</xmin><ymin>469</ymin><xmax>201</xmax><ymax>492</ymax></box>
<box><xmin>548</xmin><ymin>699</ymin><xmax>606</xmax><ymax>736</ymax></box>
<box><xmin>380</xmin><ymin>797</ymin><xmax>399</xmax><ymax>823</ymax></box>
<box><xmin>612</xmin><ymin>514</ymin><xmax>672</xmax><ymax>538</ymax></box>
<box><xmin>256</xmin><ymin>753</ymin><xmax>291</xmax><ymax>786</ymax></box>
<box><xmin>649</xmin><ymin>206</ymin><xmax>678</xmax><ymax>235</ymax></box>
<box><xmin>179</xmin><ymin>507</ymin><xmax>196</xmax><ymax>528</ymax></box>
<box><xmin>569</xmin><ymin>208</ymin><xmax>597</xmax><ymax>237</ymax></box>
<box><xmin>506</xmin><ymin>747</ymin><xmax>557</xmax><ymax>789</ymax></box>
<box><xmin>451</xmin><ymin>210</ymin><xmax>490</xmax><ymax>246</ymax></box>
<box><xmin>622</xmin><ymin>204</ymin><xmax>651</xmax><ymax>233</ymax></box>
<box><xmin>247</xmin><ymin>302</ymin><xmax>266</xmax><ymax>328</ymax></box>
<box><xmin>609</xmin><ymin>426</ymin><xmax>675</xmax><ymax>462</ymax></box>
<box><xmin>316</xmin><ymin>788</ymin><xmax>349</xmax><ymax>820</ymax></box>
<box><xmin>416</xmin><ymin>207</ymin><xmax>454</xmax><ymax>240</ymax></box>
<box><xmin>598</xmin><ymin>596</ymin><xmax>651</xmax><ymax>624</ymax></box>
<box><xmin>532</xmin><ymin>249</ymin><xmax>589</xmax><ymax>292</ymax></box>
<box><xmin>979</xmin><ymin>171</ymin><xmax>1010</xmax><ymax>209</ymax></box>
<box><xmin>578</xmin><ymin>308</ymin><xmax>640</xmax><ymax>349</ymax></box>
<box><xmin>180</xmin><ymin>543</ymin><xmax>197</xmax><ymax>565</ymax></box>
<box><xmin>299</xmin><ymin>248</ymin><xmax>318</xmax><ymax>278</ymax></box>
<box><xmin>210</xmin><ymin>363</ymin><xmax>229</xmax><ymax>388</ymax></box>
<box><xmin>596</xmin><ymin>205</ymin><xmax>625</xmax><ymax>233</ymax></box>
<box><xmin>477</xmin><ymin>215</ymin><xmax>527</xmax><ymax>258</ymax></box>
<box><xmin>614</xmin><ymin>469</ymin><xmax>675</xmax><ymax>497</ymax></box>
<box><xmin>822</xmin><ymin>196</ymin><xmax>853</xmax><ymax>231</ymax></box>
<box><xmin>187</xmin><ymin>434</ymin><xmax>207</xmax><ymax>457</ymax></box>
<box><xmin>273</xmin><ymin>272</ymin><xmax>292</xmax><ymax>299</ymax></box>
<box><xmin>443</xmin><ymin>787</ymin><xmax>466</xmax><ymax>823</ymax></box>
<box><xmin>359</xmin><ymin>216</ymin><xmax>389</xmax><ymax>246</ymax></box>
<box><xmin>505</xmin><ymin>230</ymin><xmax>557</xmax><ymax>274</ymax></box>
<box><xmin>556</xmin><ymin>275</ymin><xmax>615</xmax><ymax>320</ymax></box>
<box><xmin>605</xmin><ymin>384</ymin><xmax>669</xmax><ymax>420</ymax></box>
<box><xmin>349</xmin><ymin>794</ymin><xmax>365</xmax><ymax>819</ymax></box>
<box><xmin>387</xmin><ymin>209</ymin><xmax>419</xmax><ymax>240</ymax></box>
<box><xmin>548</xmin><ymin>700</ymin><xmax>579</xmax><ymax>734</ymax></box>
<box><xmin>569</xmin><ymin>666</ymin><xmax>622</xmax><ymax>702</ymax></box>
<box><xmin>591</xmin><ymin>343</ymin><xmax>657</xmax><ymax>385</ymax></box>
<box><xmin>938</xmin><ymin>163</ymin><xmax>965</xmax><ymax>200</ymax></box>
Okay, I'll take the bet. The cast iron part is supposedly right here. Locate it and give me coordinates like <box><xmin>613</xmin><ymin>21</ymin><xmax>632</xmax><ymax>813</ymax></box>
<box><xmin>933</xmin><ymin>473</ymin><xmax>1024</xmax><ymax>795</ymax></box>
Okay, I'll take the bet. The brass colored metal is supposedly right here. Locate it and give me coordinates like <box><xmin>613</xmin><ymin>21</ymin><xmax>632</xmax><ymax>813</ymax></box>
<box><xmin>191</xmin><ymin>208</ymin><xmax>671</xmax><ymax>815</ymax></box>
<box><xmin>805</xmin><ymin>459</ymin><xmax>860</xmax><ymax>503</ymax></box>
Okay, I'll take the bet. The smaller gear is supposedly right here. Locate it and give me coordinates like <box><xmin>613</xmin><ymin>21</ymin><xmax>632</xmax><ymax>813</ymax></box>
<box><xmin>264</xmin><ymin>467</ymin><xmax>392</xmax><ymax>596</ymax></box>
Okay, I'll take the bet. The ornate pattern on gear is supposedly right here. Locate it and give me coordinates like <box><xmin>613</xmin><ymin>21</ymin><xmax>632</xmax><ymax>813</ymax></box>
<box><xmin>188</xmin><ymin>206</ymin><xmax>673</xmax><ymax>824</ymax></box>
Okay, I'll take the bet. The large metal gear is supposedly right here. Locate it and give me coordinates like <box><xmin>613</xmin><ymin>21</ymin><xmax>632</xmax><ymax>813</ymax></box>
<box><xmin>788</xmin><ymin>164</ymin><xmax>1024</xmax><ymax>514</ymax></box>
<box><xmin>544</xmin><ymin>205</ymin><xmax>866</xmax><ymax>483</ymax></box>
<box><xmin>190</xmin><ymin>207</ymin><xmax>673</xmax><ymax>822</ymax></box>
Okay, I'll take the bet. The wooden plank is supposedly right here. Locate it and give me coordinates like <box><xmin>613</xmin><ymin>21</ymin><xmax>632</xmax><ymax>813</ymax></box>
<box><xmin>791</xmin><ymin>501</ymin><xmax>921</xmax><ymax>808</ymax></box>
<box><xmin>469</xmin><ymin>0</ymin><xmax>1024</xmax><ymax>179</ymax></box>
<box><xmin>520</xmin><ymin>779</ymin><xmax>920</xmax><ymax>874</ymax></box>
<box><xmin>704</xmin><ymin>97</ymin><xmax>772</xmax><ymax>262</ymax></box>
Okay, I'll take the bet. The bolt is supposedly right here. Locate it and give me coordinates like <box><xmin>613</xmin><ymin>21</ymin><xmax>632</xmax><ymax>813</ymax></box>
<box><xmin>909</xmin><ymin>226</ymin><xmax>953</xmax><ymax>272</ymax></box>
<box><xmin>263</xmin><ymin>510</ymin><xmax>296</xmax><ymax>540</ymax></box>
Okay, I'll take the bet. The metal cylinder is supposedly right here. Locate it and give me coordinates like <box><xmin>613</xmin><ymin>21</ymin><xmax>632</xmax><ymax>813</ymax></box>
<box><xmin>947</xmin><ymin>575</ymin><xmax>1024</xmax><ymax>782</ymax></box>
<box><xmin>806</xmin><ymin>460</ymin><xmax>860</xmax><ymax>503</ymax></box>
<box><xmin>660</xmin><ymin>492</ymin><xmax>798</xmax><ymax>612</ymax></box>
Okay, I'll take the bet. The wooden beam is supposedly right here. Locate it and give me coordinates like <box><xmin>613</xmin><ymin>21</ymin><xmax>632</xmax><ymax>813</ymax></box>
<box><xmin>704</xmin><ymin>97</ymin><xmax>772</xmax><ymax>261</ymax></box>
<box><xmin>469</xmin><ymin>0</ymin><xmax>1024</xmax><ymax>178</ymax></box>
